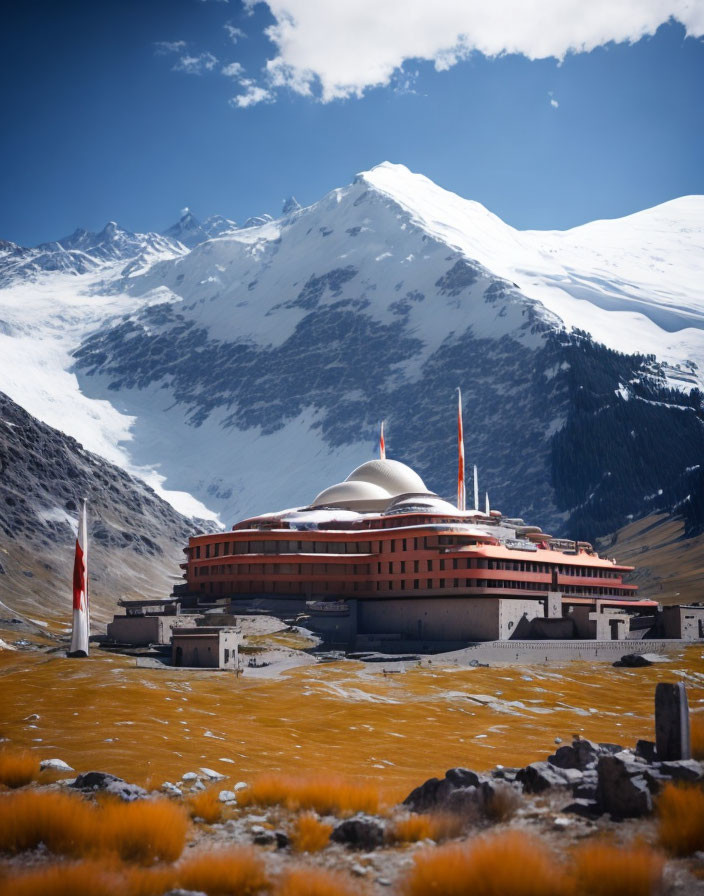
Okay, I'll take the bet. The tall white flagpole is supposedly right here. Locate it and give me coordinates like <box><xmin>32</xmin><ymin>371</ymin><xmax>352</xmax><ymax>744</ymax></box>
<box><xmin>473</xmin><ymin>464</ymin><xmax>479</xmax><ymax>512</ymax></box>
<box><xmin>69</xmin><ymin>499</ymin><xmax>90</xmax><ymax>657</ymax></box>
<box><xmin>457</xmin><ymin>389</ymin><xmax>466</xmax><ymax>511</ymax></box>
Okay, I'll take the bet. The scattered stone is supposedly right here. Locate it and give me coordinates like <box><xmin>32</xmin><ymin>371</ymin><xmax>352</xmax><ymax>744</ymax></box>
<box><xmin>252</xmin><ymin>830</ymin><xmax>277</xmax><ymax>846</ymax></box>
<box><xmin>23</xmin><ymin>713</ymin><xmax>40</xmax><ymax>721</ymax></box>
<box><xmin>331</xmin><ymin>815</ymin><xmax>386</xmax><ymax>850</ymax></box>
<box><xmin>635</xmin><ymin>740</ymin><xmax>657</xmax><ymax>763</ymax></box>
<box><xmin>162</xmin><ymin>782</ymin><xmax>183</xmax><ymax>797</ymax></box>
<box><xmin>444</xmin><ymin>768</ymin><xmax>481</xmax><ymax>788</ymax></box>
<box><xmin>274</xmin><ymin>831</ymin><xmax>289</xmax><ymax>849</ymax></box>
<box><xmin>350</xmin><ymin>863</ymin><xmax>368</xmax><ymax>876</ymax></box>
<box><xmin>218</xmin><ymin>790</ymin><xmax>237</xmax><ymax>803</ymax></box>
<box><xmin>199</xmin><ymin>767</ymin><xmax>224</xmax><ymax>781</ymax></box>
<box><xmin>613</xmin><ymin>654</ymin><xmax>653</xmax><ymax>667</ymax></box>
<box><xmin>182</xmin><ymin>772</ymin><xmax>199</xmax><ymax>782</ymax></box>
<box><xmin>596</xmin><ymin>755</ymin><xmax>652</xmax><ymax>818</ymax></box>
<box><xmin>40</xmin><ymin>758</ymin><xmax>74</xmax><ymax>772</ymax></box>
<box><xmin>71</xmin><ymin>771</ymin><xmax>147</xmax><ymax>802</ymax></box>
<box><xmin>553</xmin><ymin>815</ymin><xmax>572</xmax><ymax>830</ymax></box>
<box><xmin>554</xmin><ymin>737</ymin><xmax>562</xmax><ymax>745</ymax></box>
<box><xmin>234</xmin><ymin>781</ymin><xmax>248</xmax><ymax>791</ymax></box>
<box><xmin>517</xmin><ymin>762</ymin><xmax>582</xmax><ymax>794</ymax></box>
<box><xmin>657</xmin><ymin>759</ymin><xmax>704</xmax><ymax>782</ymax></box>
<box><xmin>563</xmin><ymin>799</ymin><xmax>599</xmax><ymax>818</ymax></box>
<box><xmin>191</xmin><ymin>780</ymin><xmax>206</xmax><ymax>792</ymax></box>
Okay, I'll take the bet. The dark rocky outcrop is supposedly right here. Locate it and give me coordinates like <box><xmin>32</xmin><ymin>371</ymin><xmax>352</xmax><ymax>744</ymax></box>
<box><xmin>330</xmin><ymin>815</ymin><xmax>386</xmax><ymax>850</ymax></box>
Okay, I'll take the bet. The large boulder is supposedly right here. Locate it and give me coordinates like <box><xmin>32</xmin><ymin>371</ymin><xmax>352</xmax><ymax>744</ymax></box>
<box><xmin>71</xmin><ymin>771</ymin><xmax>147</xmax><ymax>802</ymax></box>
<box><xmin>330</xmin><ymin>815</ymin><xmax>385</xmax><ymax>850</ymax></box>
<box><xmin>596</xmin><ymin>755</ymin><xmax>652</xmax><ymax>818</ymax></box>
<box><xmin>516</xmin><ymin>762</ymin><xmax>582</xmax><ymax>794</ymax></box>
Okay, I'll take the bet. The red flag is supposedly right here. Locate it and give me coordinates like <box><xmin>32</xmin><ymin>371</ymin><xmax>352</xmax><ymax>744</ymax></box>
<box><xmin>379</xmin><ymin>420</ymin><xmax>386</xmax><ymax>460</ymax></box>
<box><xmin>457</xmin><ymin>389</ymin><xmax>466</xmax><ymax>511</ymax></box>
<box><xmin>72</xmin><ymin>539</ymin><xmax>85</xmax><ymax>610</ymax></box>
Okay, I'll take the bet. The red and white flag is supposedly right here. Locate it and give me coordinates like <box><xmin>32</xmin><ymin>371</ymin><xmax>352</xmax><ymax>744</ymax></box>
<box><xmin>69</xmin><ymin>499</ymin><xmax>90</xmax><ymax>657</ymax></box>
<box><xmin>457</xmin><ymin>389</ymin><xmax>466</xmax><ymax>511</ymax></box>
<box><xmin>379</xmin><ymin>420</ymin><xmax>386</xmax><ymax>460</ymax></box>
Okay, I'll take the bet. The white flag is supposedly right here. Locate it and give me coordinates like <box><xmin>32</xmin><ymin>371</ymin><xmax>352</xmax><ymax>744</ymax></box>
<box><xmin>69</xmin><ymin>500</ymin><xmax>89</xmax><ymax>657</ymax></box>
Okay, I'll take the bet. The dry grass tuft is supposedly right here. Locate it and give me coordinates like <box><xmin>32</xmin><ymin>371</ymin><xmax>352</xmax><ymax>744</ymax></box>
<box><xmin>0</xmin><ymin>790</ymin><xmax>187</xmax><ymax>864</ymax></box>
<box><xmin>275</xmin><ymin>865</ymin><xmax>360</xmax><ymax>896</ymax></box>
<box><xmin>177</xmin><ymin>848</ymin><xmax>270</xmax><ymax>896</ymax></box>
<box><xmin>690</xmin><ymin>714</ymin><xmax>704</xmax><ymax>761</ymax></box>
<box><xmin>388</xmin><ymin>812</ymin><xmax>464</xmax><ymax>844</ymax></box>
<box><xmin>238</xmin><ymin>773</ymin><xmax>380</xmax><ymax>815</ymax></box>
<box><xmin>571</xmin><ymin>840</ymin><xmax>664</xmax><ymax>896</ymax></box>
<box><xmin>484</xmin><ymin>782</ymin><xmax>524</xmax><ymax>822</ymax></box>
<box><xmin>658</xmin><ymin>782</ymin><xmax>704</xmax><ymax>856</ymax></box>
<box><xmin>188</xmin><ymin>787</ymin><xmax>223</xmax><ymax>824</ymax></box>
<box><xmin>0</xmin><ymin>790</ymin><xmax>96</xmax><ymax>856</ymax></box>
<box><xmin>290</xmin><ymin>811</ymin><xmax>333</xmax><ymax>852</ymax></box>
<box><xmin>100</xmin><ymin>798</ymin><xmax>188</xmax><ymax>863</ymax></box>
<box><xmin>0</xmin><ymin>750</ymin><xmax>39</xmax><ymax>789</ymax></box>
<box><xmin>401</xmin><ymin>830</ymin><xmax>571</xmax><ymax>896</ymax></box>
<box><xmin>0</xmin><ymin>860</ymin><xmax>120</xmax><ymax>896</ymax></box>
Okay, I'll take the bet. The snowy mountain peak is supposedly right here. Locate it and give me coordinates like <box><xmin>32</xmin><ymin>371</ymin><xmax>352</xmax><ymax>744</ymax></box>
<box><xmin>161</xmin><ymin>209</ymin><xmax>209</xmax><ymax>248</ymax></box>
<box><xmin>203</xmin><ymin>215</ymin><xmax>238</xmax><ymax>238</ymax></box>
<box><xmin>282</xmin><ymin>196</ymin><xmax>301</xmax><ymax>215</ymax></box>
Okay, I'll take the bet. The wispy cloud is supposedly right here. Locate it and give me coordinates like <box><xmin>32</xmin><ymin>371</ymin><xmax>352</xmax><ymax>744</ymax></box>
<box><xmin>222</xmin><ymin>61</ymin><xmax>245</xmax><ymax>77</ymax></box>
<box><xmin>241</xmin><ymin>0</ymin><xmax>704</xmax><ymax>102</ymax></box>
<box><xmin>548</xmin><ymin>91</ymin><xmax>559</xmax><ymax>108</ymax></box>
<box><xmin>230</xmin><ymin>80</ymin><xmax>272</xmax><ymax>107</ymax></box>
<box><xmin>154</xmin><ymin>40</ymin><xmax>187</xmax><ymax>56</ymax></box>
<box><xmin>225</xmin><ymin>23</ymin><xmax>245</xmax><ymax>43</ymax></box>
<box><xmin>174</xmin><ymin>52</ymin><xmax>219</xmax><ymax>75</ymax></box>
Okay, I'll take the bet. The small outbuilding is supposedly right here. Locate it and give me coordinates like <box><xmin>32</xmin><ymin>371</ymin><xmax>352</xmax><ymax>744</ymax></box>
<box><xmin>171</xmin><ymin>626</ymin><xmax>241</xmax><ymax>669</ymax></box>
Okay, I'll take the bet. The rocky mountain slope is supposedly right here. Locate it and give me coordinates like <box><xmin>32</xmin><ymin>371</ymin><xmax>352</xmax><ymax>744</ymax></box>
<box><xmin>1</xmin><ymin>163</ymin><xmax>703</xmax><ymax>548</ymax></box>
<box><xmin>0</xmin><ymin>391</ymin><xmax>201</xmax><ymax>624</ymax></box>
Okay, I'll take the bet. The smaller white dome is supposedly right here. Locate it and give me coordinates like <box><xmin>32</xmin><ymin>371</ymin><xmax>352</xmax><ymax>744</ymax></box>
<box><xmin>311</xmin><ymin>480</ymin><xmax>391</xmax><ymax>510</ymax></box>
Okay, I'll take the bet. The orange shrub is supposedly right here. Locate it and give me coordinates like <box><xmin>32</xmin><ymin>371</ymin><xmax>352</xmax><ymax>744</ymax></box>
<box><xmin>690</xmin><ymin>714</ymin><xmax>704</xmax><ymax>761</ymax></box>
<box><xmin>388</xmin><ymin>812</ymin><xmax>464</xmax><ymax>844</ymax></box>
<box><xmin>484</xmin><ymin>782</ymin><xmax>524</xmax><ymax>822</ymax></box>
<box><xmin>100</xmin><ymin>798</ymin><xmax>188</xmax><ymax>864</ymax></box>
<box><xmin>188</xmin><ymin>787</ymin><xmax>223</xmax><ymax>824</ymax></box>
<box><xmin>658</xmin><ymin>782</ymin><xmax>704</xmax><ymax>856</ymax></box>
<box><xmin>0</xmin><ymin>860</ymin><xmax>120</xmax><ymax>896</ymax></box>
<box><xmin>0</xmin><ymin>750</ymin><xmax>39</xmax><ymax>788</ymax></box>
<box><xmin>238</xmin><ymin>773</ymin><xmax>379</xmax><ymax>815</ymax></box>
<box><xmin>290</xmin><ymin>811</ymin><xmax>333</xmax><ymax>852</ymax></box>
<box><xmin>0</xmin><ymin>861</ymin><xmax>178</xmax><ymax>896</ymax></box>
<box><xmin>0</xmin><ymin>790</ymin><xmax>96</xmax><ymax>855</ymax></box>
<box><xmin>0</xmin><ymin>790</ymin><xmax>187</xmax><ymax>864</ymax></box>
<box><xmin>571</xmin><ymin>841</ymin><xmax>664</xmax><ymax>896</ymax></box>
<box><xmin>275</xmin><ymin>866</ymin><xmax>360</xmax><ymax>896</ymax></box>
<box><xmin>401</xmin><ymin>830</ymin><xmax>572</xmax><ymax>896</ymax></box>
<box><xmin>177</xmin><ymin>848</ymin><xmax>270</xmax><ymax>896</ymax></box>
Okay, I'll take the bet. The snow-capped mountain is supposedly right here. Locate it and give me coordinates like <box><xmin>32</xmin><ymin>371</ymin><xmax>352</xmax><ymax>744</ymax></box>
<box><xmin>1</xmin><ymin>163</ymin><xmax>703</xmax><ymax>542</ymax></box>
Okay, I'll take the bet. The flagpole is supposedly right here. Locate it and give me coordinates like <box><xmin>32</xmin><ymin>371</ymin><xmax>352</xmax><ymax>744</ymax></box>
<box><xmin>69</xmin><ymin>498</ymin><xmax>90</xmax><ymax>658</ymax></box>
<box><xmin>457</xmin><ymin>389</ymin><xmax>466</xmax><ymax>511</ymax></box>
<box><xmin>379</xmin><ymin>420</ymin><xmax>386</xmax><ymax>460</ymax></box>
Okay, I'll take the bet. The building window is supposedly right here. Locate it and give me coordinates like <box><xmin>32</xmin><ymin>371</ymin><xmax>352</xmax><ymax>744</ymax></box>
<box><xmin>428</xmin><ymin>559</ymin><xmax>433</xmax><ymax>571</ymax></box>
<box><xmin>440</xmin><ymin>559</ymin><xmax>445</xmax><ymax>571</ymax></box>
<box><xmin>439</xmin><ymin>578</ymin><xmax>445</xmax><ymax>588</ymax></box>
<box><xmin>414</xmin><ymin>560</ymin><xmax>419</xmax><ymax>573</ymax></box>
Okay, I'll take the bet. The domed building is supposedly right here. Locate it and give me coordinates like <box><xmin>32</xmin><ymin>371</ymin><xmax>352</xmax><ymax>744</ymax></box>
<box><xmin>179</xmin><ymin>452</ymin><xmax>653</xmax><ymax>648</ymax></box>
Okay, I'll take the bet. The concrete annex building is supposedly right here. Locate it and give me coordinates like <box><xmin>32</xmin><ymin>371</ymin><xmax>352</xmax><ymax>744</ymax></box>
<box><xmin>181</xmin><ymin>455</ymin><xmax>663</xmax><ymax>647</ymax></box>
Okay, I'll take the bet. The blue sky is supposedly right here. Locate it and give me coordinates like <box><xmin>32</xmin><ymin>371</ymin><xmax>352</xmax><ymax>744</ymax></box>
<box><xmin>1</xmin><ymin>0</ymin><xmax>703</xmax><ymax>245</ymax></box>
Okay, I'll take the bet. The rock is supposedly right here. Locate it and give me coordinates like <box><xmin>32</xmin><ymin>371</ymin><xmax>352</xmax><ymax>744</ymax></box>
<box><xmin>199</xmin><ymin>767</ymin><xmax>224</xmax><ymax>780</ymax></box>
<box><xmin>563</xmin><ymin>799</ymin><xmax>600</xmax><ymax>818</ymax></box>
<box><xmin>548</xmin><ymin>737</ymin><xmax>601</xmax><ymax>771</ymax></box>
<box><xmin>655</xmin><ymin>682</ymin><xmax>691</xmax><ymax>761</ymax></box>
<box><xmin>635</xmin><ymin>740</ymin><xmax>658</xmax><ymax>763</ymax></box>
<box><xmin>274</xmin><ymin>831</ymin><xmax>289</xmax><ymax>849</ymax></box>
<box><xmin>445</xmin><ymin>768</ymin><xmax>481</xmax><ymax>788</ymax></box>
<box><xmin>219</xmin><ymin>790</ymin><xmax>237</xmax><ymax>802</ymax></box>
<box><xmin>657</xmin><ymin>759</ymin><xmax>704</xmax><ymax>782</ymax></box>
<box><xmin>596</xmin><ymin>755</ymin><xmax>652</xmax><ymax>818</ymax></box>
<box><xmin>234</xmin><ymin>781</ymin><xmax>248</xmax><ymax>791</ymax></box>
<box><xmin>613</xmin><ymin>654</ymin><xmax>653</xmax><ymax>667</ymax></box>
<box><xmin>553</xmin><ymin>815</ymin><xmax>572</xmax><ymax>829</ymax></box>
<box><xmin>182</xmin><ymin>772</ymin><xmax>199</xmax><ymax>781</ymax></box>
<box><xmin>331</xmin><ymin>815</ymin><xmax>386</xmax><ymax>850</ymax></box>
<box><xmin>162</xmin><ymin>782</ymin><xmax>183</xmax><ymax>797</ymax></box>
<box><xmin>491</xmin><ymin>767</ymin><xmax>519</xmax><ymax>783</ymax></box>
<box><xmin>554</xmin><ymin>737</ymin><xmax>562</xmax><ymax>745</ymax></box>
<box><xmin>71</xmin><ymin>771</ymin><xmax>147</xmax><ymax>801</ymax></box>
<box><xmin>402</xmin><ymin>776</ymin><xmax>447</xmax><ymax>812</ymax></box>
<box><xmin>516</xmin><ymin>762</ymin><xmax>582</xmax><ymax>794</ymax></box>
<box><xmin>192</xmin><ymin>780</ymin><xmax>206</xmax><ymax>792</ymax></box>
<box><xmin>23</xmin><ymin>713</ymin><xmax>40</xmax><ymax>721</ymax></box>
<box><xmin>252</xmin><ymin>831</ymin><xmax>276</xmax><ymax>846</ymax></box>
<box><xmin>40</xmin><ymin>758</ymin><xmax>74</xmax><ymax>772</ymax></box>
<box><xmin>350</xmin><ymin>863</ymin><xmax>368</xmax><ymax>876</ymax></box>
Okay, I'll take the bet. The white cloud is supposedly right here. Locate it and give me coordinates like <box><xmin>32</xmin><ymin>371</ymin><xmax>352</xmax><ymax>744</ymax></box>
<box><xmin>247</xmin><ymin>0</ymin><xmax>704</xmax><ymax>101</ymax></box>
<box><xmin>154</xmin><ymin>40</ymin><xmax>187</xmax><ymax>55</ymax></box>
<box><xmin>173</xmin><ymin>52</ymin><xmax>219</xmax><ymax>74</ymax></box>
<box><xmin>225</xmin><ymin>24</ymin><xmax>245</xmax><ymax>42</ymax></box>
<box><xmin>230</xmin><ymin>80</ymin><xmax>273</xmax><ymax>107</ymax></box>
<box><xmin>222</xmin><ymin>61</ymin><xmax>245</xmax><ymax>77</ymax></box>
<box><xmin>550</xmin><ymin>97</ymin><xmax>559</xmax><ymax>108</ymax></box>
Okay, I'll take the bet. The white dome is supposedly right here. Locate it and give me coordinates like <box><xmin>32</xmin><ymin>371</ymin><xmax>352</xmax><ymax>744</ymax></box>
<box><xmin>387</xmin><ymin>495</ymin><xmax>459</xmax><ymax>515</ymax></box>
<box><xmin>311</xmin><ymin>480</ymin><xmax>391</xmax><ymax>510</ymax></box>
<box><xmin>345</xmin><ymin>459</ymin><xmax>427</xmax><ymax>496</ymax></box>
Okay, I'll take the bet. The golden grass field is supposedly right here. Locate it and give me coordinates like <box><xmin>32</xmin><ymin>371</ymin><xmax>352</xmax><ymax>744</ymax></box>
<box><xmin>2</xmin><ymin>639</ymin><xmax>704</xmax><ymax>795</ymax></box>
